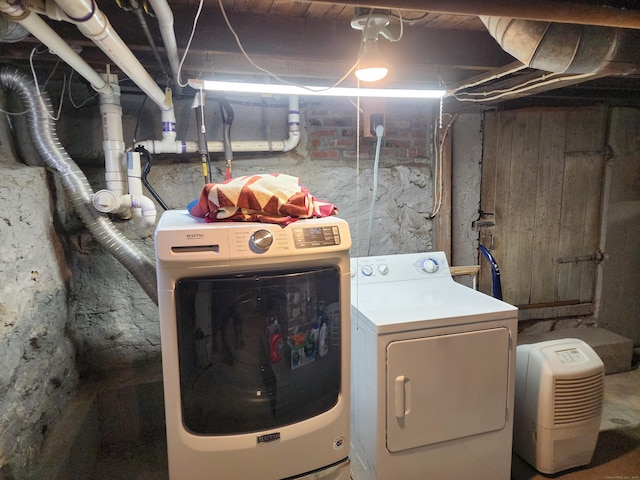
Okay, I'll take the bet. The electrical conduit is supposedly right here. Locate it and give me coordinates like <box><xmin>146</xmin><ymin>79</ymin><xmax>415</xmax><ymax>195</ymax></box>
<box><xmin>0</xmin><ymin>66</ymin><xmax>158</xmax><ymax>304</ymax></box>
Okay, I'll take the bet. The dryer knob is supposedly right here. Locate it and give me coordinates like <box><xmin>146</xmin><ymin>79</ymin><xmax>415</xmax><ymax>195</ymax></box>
<box><xmin>361</xmin><ymin>265</ymin><xmax>374</xmax><ymax>277</ymax></box>
<box><xmin>378</xmin><ymin>264</ymin><xmax>389</xmax><ymax>275</ymax></box>
<box><xmin>250</xmin><ymin>229</ymin><xmax>274</xmax><ymax>253</ymax></box>
<box><xmin>421</xmin><ymin>258</ymin><xmax>439</xmax><ymax>273</ymax></box>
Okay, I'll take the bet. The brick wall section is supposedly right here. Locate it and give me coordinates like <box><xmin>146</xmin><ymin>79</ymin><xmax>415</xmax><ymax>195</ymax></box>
<box><xmin>306</xmin><ymin>99</ymin><xmax>431</xmax><ymax>161</ymax></box>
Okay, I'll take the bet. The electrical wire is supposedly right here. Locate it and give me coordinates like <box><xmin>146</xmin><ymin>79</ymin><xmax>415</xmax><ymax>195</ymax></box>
<box><xmin>136</xmin><ymin>146</ymin><xmax>171</xmax><ymax>210</ymax></box>
<box><xmin>29</xmin><ymin>46</ymin><xmax>65</xmax><ymax>121</ymax></box>
<box><xmin>453</xmin><ymin>71</ymin><xmax>596</xmax><ymax>103</ymax></box>
<box><xmin>389</xmin><ymin>11</ymin><xmax>428</xmax><ymax>24</ymax></box>
<box><xmin>430</xmin><ymin>112</ymin><xmax>456</xmax><ymax>218</ymax></box>
<box><xmin>217</xmin><ymin>0</ymin><xmax>360</xmax><ymax>92</ymax></box>
<box><xmin>450</xmin><ymin>63</ymin><xmax>529</xmax><ymax>94</ymax></box>
<box><xmin>67</xmin><ymin>69</ymin><xmax>98</xmax><ymax>109</ymax></box>
<box><xmin>176</xmin><ymin>0</ymin><xmax>205</xmax><ymax>88</ymax></box>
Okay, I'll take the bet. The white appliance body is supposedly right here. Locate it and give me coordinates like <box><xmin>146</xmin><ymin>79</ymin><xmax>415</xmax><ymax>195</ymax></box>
<box><xmin>514</xmin><ymin>339</ymin><xmax>604</xmax><ymax>474</ymax></box>
<box><xmin>155</xmin><ymin>210</ymin><xmax>352</xmax><ymax>480</ymax></box>
<box><xmin>350</xmin><ymin>252</ymin><xmax>518</xmax><ymax>480</ymax></box>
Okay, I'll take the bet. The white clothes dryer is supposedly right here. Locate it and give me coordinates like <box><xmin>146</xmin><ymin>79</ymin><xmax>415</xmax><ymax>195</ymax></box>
<box><xmin>350</xmin><ymin>252</ymin><xmax>518</xmax><ymax>480</ymax></box>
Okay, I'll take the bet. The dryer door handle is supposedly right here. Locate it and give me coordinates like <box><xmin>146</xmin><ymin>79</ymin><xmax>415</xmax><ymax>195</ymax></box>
<box><xmin>394</xmin><ymin>375</ymin><xmax>411</xmax><ymax>419</ymax></box>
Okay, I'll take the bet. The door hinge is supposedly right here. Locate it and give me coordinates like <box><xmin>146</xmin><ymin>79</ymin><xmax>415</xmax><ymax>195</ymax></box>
<box><xmin>557</xmin><ymin>250</ymin><xmax>605</xmax><ymax>264</ymax></box>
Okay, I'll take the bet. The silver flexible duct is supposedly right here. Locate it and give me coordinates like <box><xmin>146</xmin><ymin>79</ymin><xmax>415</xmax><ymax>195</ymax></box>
<box><xmin>0</xmin><ymin>66</ymin><xmax>158</xmax><ymax>304</ymax></box>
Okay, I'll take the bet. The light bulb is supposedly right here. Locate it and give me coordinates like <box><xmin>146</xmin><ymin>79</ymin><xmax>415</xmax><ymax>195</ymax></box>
<box><xmin>355</xmin><ymin>66</ymin><xmax>388</xmax><ymax>82</ymax></box>
<box><xmin>355</xmin><ymin>39</ymin><xmax>388</xmax><ymax>82</ymax></box>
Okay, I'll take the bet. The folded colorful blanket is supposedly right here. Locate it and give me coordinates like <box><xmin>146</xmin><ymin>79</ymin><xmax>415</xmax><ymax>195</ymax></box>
<box><xmin>188</xmin><ymin>173</ymin><xmax>338</xmax><ymax>224</ymax></box>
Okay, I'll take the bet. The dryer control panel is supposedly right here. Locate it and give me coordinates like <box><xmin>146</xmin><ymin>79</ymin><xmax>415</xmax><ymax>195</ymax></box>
<box><xmin>351</xmin><ymin>252</ymin><xmax>452</xmax><ymax>284</ymax></box>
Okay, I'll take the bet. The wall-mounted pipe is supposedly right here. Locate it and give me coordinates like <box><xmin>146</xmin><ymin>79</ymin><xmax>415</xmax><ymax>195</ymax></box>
<box><xmin>95</xmin><ymin>72</ymin><xmax>157</xmax><ymax>228</ymax></box>
<box><xmin>135</xmin><ymin>95</ymin><xmax>301</xmax><ymax>155</ymax></box>
<box><xmin>99</xmin><ymin>73</ymin><xmax>127</xmax><ymax>200</ymax></box>
<box><xmin>126</xmin><ymin>151</ymin><xmax>157</xmax><ymax>228</ymax></box>
<box><xmin>480</xmin><ymin>16</ymin><xmax>621</xmax><ymax>75</ymax></box>
<box><xmin>0</xmin><ymin>66</ymin><xmax>158</xmax><ymax>304</ymax></box>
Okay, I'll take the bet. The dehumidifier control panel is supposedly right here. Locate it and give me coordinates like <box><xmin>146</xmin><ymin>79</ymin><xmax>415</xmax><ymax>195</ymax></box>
<box><xmin>555</xmin><ymin>347</ymin><xmax>588</xmax><ymax>365</ymax></box>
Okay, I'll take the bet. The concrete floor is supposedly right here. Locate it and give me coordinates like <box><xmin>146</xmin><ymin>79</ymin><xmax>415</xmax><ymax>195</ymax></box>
<box><xmin>90</xmin><ymin>365</ymin><xmax>640</xmax><ymax>480</ymax></box>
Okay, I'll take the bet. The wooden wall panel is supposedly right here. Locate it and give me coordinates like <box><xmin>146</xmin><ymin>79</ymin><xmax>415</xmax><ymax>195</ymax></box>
<box><xmin>530</xmin><ymin>110</ymin><xmax>567</xmax><ymax>304</ymax></box>
<box><xmin>480</xmin><ymin>107</ymin><xmax>606</xmax><ymax>310</ymax></box>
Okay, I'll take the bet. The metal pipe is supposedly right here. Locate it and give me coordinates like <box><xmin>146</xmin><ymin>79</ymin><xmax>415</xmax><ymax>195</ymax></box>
<box><xmin>480</xmin><ymin>16</ymin><xmax>620</xmax><ymax>74</ymax></box>
<box><xmin>0</xmin><ymin>66</ymin><xmax>158</xmax><ymax>304</ymax></box>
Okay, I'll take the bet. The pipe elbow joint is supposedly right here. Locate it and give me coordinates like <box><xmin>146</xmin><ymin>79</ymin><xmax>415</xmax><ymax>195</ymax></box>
<box><xmin>282</xmin><ymin>132</ymin><xmax>301</xmax><ymax>152</ymax></box>
<box><xmin>129</xmin><ymin>194</ymin><xmax>157</xmax><ymax>229</ymax></box>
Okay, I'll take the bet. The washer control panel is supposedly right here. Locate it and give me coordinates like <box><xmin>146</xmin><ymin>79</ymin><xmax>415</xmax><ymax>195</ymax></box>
<box><xmin>351</xmin><ymin>252</ymin><xmax>451</xmax><ymax>284</ymax></box>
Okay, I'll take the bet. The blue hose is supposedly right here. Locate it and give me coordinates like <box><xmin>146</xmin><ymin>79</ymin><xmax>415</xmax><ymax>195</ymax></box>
<box><xmin>479</xmin><ymin>245</ymin><xmax>503</xmax><ymax>300</ymax></box>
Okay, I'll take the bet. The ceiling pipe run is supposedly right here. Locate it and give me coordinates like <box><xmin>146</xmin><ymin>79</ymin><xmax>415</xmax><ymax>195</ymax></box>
<box><xmin>481</xmin><ymin>17</ymin><xmax>612</xmax><ymax>74</ymax></box>
<box><xmin>0</xmin><ymin>1</ymin><xmax>111</xmax><ymax>95</ymax></box>
<box><xmin>480</xmin><ymin>16</ymin><xmax>640</xmax><ymax>75</ymax></box>
<box><xmin>307</xmin><ymin>0</ymin><xmax>640</xmax><ymax>29</ymax></box>
<box><xmin>43</xmin><ymin>0</ymin><xmax>171</xmax><ymax>112</ymax></box>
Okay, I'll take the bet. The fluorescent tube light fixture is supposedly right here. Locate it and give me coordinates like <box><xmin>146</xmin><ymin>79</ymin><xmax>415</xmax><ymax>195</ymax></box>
<box><xmin>188</xmin><ymin>79</ymin><xmax>446</xmax><ymax>99</ymax></box>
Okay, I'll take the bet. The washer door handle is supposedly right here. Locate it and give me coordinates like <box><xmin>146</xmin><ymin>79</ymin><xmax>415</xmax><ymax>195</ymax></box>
<box><xmin>394</xmin><ymin>375</ymin><xmax>411</xmax><ymax>419</ymax></box>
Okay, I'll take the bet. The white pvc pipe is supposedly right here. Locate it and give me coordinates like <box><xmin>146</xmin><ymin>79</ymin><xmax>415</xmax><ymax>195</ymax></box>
<box><xmin>135</xmin><ymin>96</ymin><xmax>301</xmax><ymax>155</ymax></box>
<box><xmin>99</xmin><ymin>73</ymin><xmax>127</xmax><ymax>198</ymax></box>
<box><xmin>0</xmin><ymin>3</ymin><xmax>111</xmax><ymax>95</ymax></box>
<box><xmin>126</xmin><ymin>151</ymin><xmax>156</xmax><ymax>228</ymax></box>
<box><xmin>50</xmin><ymin>0</ymin><xmax>171</xmax><ymax>112</ymax></box>
<box><xmin>147</xmin><ymin>0</ymin><xmax>181</xmax><ymax>81</ymax></box>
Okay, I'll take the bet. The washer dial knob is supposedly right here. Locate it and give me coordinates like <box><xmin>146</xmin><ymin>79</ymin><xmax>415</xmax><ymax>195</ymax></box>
<box><xmin>420</xmin><ymin>257</ymin><xmax>439</xmax><ymax>273</ymax></box>
<box><xmin>250</xmin><ymin>229</ymin><xmax>274</xmax><ymax>253</ymax></box>
<box><xmin>361</xmin><ymin>265</ymin><xmax>374</xmax><ymax>277</ymax></box>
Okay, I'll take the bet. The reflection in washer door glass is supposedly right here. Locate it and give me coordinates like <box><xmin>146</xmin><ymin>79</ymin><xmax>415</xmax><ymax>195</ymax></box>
<box><xmin>175</xmin><ymin>267</ymin><xmax>341</xmax><ymax>435</ymax></box>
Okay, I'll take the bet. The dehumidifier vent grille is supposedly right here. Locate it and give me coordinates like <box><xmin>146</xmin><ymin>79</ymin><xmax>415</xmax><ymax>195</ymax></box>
<box><xmin>553</xmin><ymin>372</ymin><xmax>604</xmax><ymax>425</ymax></box>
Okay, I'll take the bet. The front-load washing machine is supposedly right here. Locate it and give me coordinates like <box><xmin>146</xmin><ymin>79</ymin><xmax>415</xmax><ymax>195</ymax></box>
<box><xmin>350</xmin><ymin>252</ymin><xmax>518</xmax><ymax>480</ymax></box>
<box><xmin>155</xmin><ymin>210</ymin><xmax>352</xmax><ymax>479</ymax></box>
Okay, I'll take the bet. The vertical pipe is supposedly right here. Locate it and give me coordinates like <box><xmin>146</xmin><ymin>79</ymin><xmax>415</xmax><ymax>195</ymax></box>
<box><xmin>99</xmin><ymin>73</ymin><xmax>127</xmax><ymax>199</ymax></box>
<box><xmin>147</xmin><ymin>0</ymin><xmax>181</xmax><ymax>81</ymax></box>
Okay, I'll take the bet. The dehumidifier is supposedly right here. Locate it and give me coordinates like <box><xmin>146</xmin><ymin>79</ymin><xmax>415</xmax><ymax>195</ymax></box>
<box><xmin>514</xmin><ymin>338</ymin><xmax>604</xmax><ymax>474</ymax></box>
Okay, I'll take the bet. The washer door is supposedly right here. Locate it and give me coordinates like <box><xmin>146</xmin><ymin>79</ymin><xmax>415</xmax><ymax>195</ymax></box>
<box><xmin>386</xmin><ymin>327</ymin><xmax>511</xmax><ymax>452</ymax></box>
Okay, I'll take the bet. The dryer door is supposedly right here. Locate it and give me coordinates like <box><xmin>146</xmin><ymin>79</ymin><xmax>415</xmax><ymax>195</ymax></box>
<box><xmin>386</xmin><ymin>327</ymin><xmax>511</xmax><ymax>452</ymax></box>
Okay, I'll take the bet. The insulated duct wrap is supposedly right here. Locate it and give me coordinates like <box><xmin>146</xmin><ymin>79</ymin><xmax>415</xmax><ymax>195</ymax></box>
<box><xmin>480</xmin><ymin>16</ymin><xmax>620</xmax><ymax>74</ymax></box>
<box><xmin>0</xmin><ymin>66</ymin><xmax>158</xmax><ymax>304</ymax></box>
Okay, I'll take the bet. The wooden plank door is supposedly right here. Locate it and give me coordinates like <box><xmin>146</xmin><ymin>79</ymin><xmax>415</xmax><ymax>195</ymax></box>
<box><xmin>479</xmin><ymin>107</ymin><xmax>607</xmax><ymax>317</ymax></box>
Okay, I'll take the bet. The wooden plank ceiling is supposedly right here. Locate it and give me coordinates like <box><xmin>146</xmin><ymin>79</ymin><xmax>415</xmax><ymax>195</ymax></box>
<box><xmin>1</xmin><ymin>0</ymin><xmax>639</xmax><ymax>106</ymax></box>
